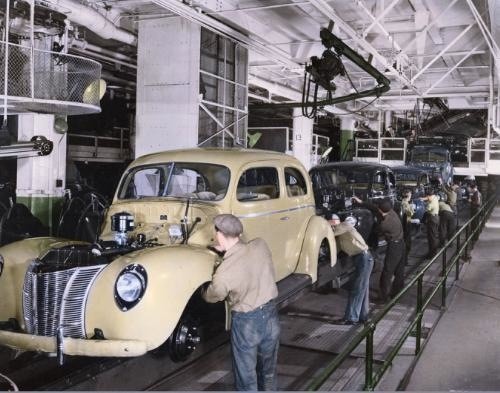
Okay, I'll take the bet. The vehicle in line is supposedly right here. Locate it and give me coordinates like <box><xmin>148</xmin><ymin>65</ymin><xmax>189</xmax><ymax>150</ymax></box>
<box><xmin>309</xmin><ymin>162</ymin><xmax>397</xmax><ymax>285</ymax></box>
<box><xmin>407</xmin><ymin>144</ymin><xmax>454</xmax><ymax>185</ymax></box>
<box><xmin>0</xmin><ymin>148</ymin><xmax>336</xmax><ymax>363</ymax></box>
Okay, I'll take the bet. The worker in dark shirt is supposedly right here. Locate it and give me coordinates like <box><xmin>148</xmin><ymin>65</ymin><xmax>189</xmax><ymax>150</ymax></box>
<box><xmin>468</xmin><ymin>183</ymin><xmax>482</xmax><ymax>241</ymax></box>
<box><xmin>439</xmin><ymin>201</ymin><xmax>456</xmax><ymax>246</ymax></box>
<box><xmin>352</xmin><ymin>197</ymin><xmax>405</xmax><ymax>303</ymax></box>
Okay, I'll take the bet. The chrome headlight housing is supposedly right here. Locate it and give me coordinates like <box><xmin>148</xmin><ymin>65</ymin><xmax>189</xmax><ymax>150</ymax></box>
<box><xmin>0</xmin><ymin>254</ymin><xmax>3</xmax><ymax>277</ymax></box>
<box><xmin>115</xmin><ymin>264</ymin><xmax>147</xmax><ymax>311</ymax></box>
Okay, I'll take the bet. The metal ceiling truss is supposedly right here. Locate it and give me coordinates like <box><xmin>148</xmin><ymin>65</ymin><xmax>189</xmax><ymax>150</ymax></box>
<box><xmin>401</xmin><ymin>0</ymin><xmax>461</xmax><ymax>55</ymax></box>
<box><xmin>151</xmin><ymin>0</ymin><xmax>300</xmax><ymax>70</ymax></box>
<box><xmin>411</xmin><ymin>23</ymin><xmax>476</xmax><ymax>83</ymax></box>
<box><xmin>362</xmin><ymin>0</ymin><xmax>401</xmax><ymax>38</ymax></box>
<box><xmin>424</xmin><ymin>45</ymin><xmax>481</xmax><ymax>95</ymax></box>
<box><xmin>355</xmin><ymin>0</ymin><xmax>412</xmax><ymax>69</ymax></box>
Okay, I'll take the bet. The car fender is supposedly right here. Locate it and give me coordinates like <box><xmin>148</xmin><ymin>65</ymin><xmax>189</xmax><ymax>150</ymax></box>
<box><xmin>0</xmin><ymin>237</ymin><xmax>88</xmax><ymax>322</ymax></box>
<box><xmin>84</xmin><ymin>244</ymin><xmax>218</xmax><ymax>351</ymax></box>
<box><xmin>294</xmin><ymin>216</ymin><xmax>336</xmax><ymax>282</ymax></box>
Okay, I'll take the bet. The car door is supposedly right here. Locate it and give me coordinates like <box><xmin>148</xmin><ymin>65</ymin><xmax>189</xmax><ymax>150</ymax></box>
<box><xmin>231</xmin><ymin>162</ymin><xmax>292</xmax><ymax>280</ymax></box>
<box><xmin>281</xmin><ymin>165</ymin><xmax>315</xmax><ymax>273</ymax></box>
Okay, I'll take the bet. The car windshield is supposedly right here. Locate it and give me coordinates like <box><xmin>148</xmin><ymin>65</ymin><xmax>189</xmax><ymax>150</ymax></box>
<box><xmin>395</xmin><ymin>172</ymin><xmax>418</xmax><ymax>181</ymax></box>
<box><xmin>314</xmin><ymin>167</ymin><xmax>371</xmax><ymax>188</ymax></box>
<box><xmin>117</xmin><ymin>162</ymin><xmax>230</xmax><ymax>201</ymax></box>
<box><xmin>411</xmin><ymin>148</ymin><xmax>447</xmax><ymax>163</ymax></box>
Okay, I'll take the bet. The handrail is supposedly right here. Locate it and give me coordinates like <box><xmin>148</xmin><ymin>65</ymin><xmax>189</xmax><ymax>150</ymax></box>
<box><xmin>307</xmin><ymin>195</ymin><xmax>498</xmax><ymax>390</ymax></box>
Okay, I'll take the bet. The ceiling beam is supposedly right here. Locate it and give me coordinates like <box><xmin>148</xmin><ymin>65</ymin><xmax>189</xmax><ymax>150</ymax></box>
<box><xmin>151</xmin><ymin>0</ymin><xmax>301</xmax><ymax>70</ymax></box>
<box><xmin>411</xmin><ymin>23</ymin><xmax>475</xmax><ymax>83</ymax></box>
<box><xmin>362</xmin><ymin>0</ymin><xmax>401</xmax><ymax>37</ymax></box>
<box><xmin>466</xmin><ymin>0</ymin><xmax>500</xmax><ymax>58</ymax></box>
<box><xmin>424</xmin><ymin>45</ymin><xmax>481</xmax><ymax>94</ymax></box>
<box><xmin>356</xmin><ymin>0</ymin><xmax>408</xmax><ymax>63</ymax></box>
<box><xmin>401</xmin><ymin>0</ymin><xmax>460</xmax><ymax>54</ymax></box>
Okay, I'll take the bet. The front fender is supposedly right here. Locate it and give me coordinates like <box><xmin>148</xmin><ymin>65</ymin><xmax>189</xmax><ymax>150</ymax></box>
<box><xmin>294</xmin><ymin>216</ymin><xmax>336</xmax><ymax>282</ymax></box>
<box><xmin>0</xmin><ymin>237</ymin><xmax>88</xmax><ymax>321</ymax></box>
<box><xmin>84</xmin><ymin>245</ymin><xmax>218</xmax><ymax>351</ymax></box>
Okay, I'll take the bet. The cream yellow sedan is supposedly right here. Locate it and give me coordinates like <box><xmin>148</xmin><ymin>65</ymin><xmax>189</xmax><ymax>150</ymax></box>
<box><xmin>0</xmin><ymin>148</ymin><xmax>336</xmax><ymax>363</ymax></box>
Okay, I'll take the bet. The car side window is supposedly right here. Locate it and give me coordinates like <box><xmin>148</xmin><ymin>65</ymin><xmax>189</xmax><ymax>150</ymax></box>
<box><xmin>123</xmin><ymin>167</ymin><xmax>164</xmax><ymax>198</ymax></box>
<box><xmin>284</xmin><ymin>167</ymin><xmax>307</xmax><ymax>197</ymax></box>
<box><xmin>237</xmin><ymin>167</ymin><xmax>280</xmax><ymax>201</ymax></box>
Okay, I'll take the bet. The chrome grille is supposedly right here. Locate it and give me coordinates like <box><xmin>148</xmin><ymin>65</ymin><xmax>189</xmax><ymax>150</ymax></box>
<box><xmin>22</xmin><ymin>264</ymin><xmax>105</xmax><ymax>338</ymax></box>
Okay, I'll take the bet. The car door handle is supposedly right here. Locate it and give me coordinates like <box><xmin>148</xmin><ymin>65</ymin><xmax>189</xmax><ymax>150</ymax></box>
<box><xmin>280</xmin><ymin>216</ymin><xmax>290</xmax><ymax>221</ymax></box>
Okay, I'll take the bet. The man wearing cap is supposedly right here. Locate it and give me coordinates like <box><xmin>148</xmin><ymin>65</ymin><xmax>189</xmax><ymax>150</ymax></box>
<box><xmin>328</xmin><ymin>214</ymin><xmax>374</xmax><ymax>325</ymax></box>
<box><xmin>352</xmin><ymin>197</ymin><xmax>405</xmax><ymax>303</ymax></box>
<box><xmin>420</xmin><ymin>188</ymin><xmax>440</xmax><ymax>258</ymax></box>
<box><xmin>202</xmin><ymin>214</ymin><xmax>280</xmax><ymax>391</ymax></box>
<box><xmin>439</xmin><ymin>200</ymin><xmax>456</xmax><ymax>246</ymax></box>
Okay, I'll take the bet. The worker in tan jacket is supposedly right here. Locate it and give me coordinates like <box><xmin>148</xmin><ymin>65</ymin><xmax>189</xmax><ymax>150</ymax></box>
<box><xmin>328</xmin><ymin>214</ymin><xmax>374</xmax><ymax>324</ymax></box>
<box><xmin>202</xmin><ymin>214</ymin><xmax>279</xmax><ymax>391</ymax></box>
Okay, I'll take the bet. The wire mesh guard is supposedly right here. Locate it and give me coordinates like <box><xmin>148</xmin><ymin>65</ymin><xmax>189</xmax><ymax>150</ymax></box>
<box><xmin>0</xmin><ymin>41</ymin><xmax>102</xmax><ymax>115</ymax></box>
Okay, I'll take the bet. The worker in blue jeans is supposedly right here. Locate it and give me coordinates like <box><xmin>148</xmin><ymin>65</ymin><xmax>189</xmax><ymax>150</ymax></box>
<box><xmin>328</xmin><ymin>214</ymin><xmax>374</xmax><ymax>324</ymax></box>
<box><xmin>203</xmin><ymin>214</ymin><xmax>280</xmax><ymax>390</ymax></box>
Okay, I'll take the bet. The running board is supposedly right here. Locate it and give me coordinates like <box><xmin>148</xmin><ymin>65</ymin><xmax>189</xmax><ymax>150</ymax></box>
<box><xmin>276</xmin><ymin>274</ymin><xmax>312</xmax><ymax>310</ymax></box>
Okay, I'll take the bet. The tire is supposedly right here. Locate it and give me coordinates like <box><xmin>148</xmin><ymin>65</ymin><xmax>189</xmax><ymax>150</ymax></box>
<box><xmin>314</xmin><ymin>239</ymin><xmax>333</xmax><ymax>291</ymax></box>
<box><xmin>151</xmin><ymin>313</ymin><xmax>201</xmax><ymax>362</ymax></box>
<box><xmin>166</xmin><ymin>316</ymin><xmax>201</xmax><ymax>362</ymax></box>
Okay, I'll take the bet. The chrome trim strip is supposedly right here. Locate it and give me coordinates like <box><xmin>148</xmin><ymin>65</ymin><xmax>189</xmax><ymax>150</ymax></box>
<box><xmin>236</xmin><ymin>204</ymin><xmax>316</xmax><ymax>219</ymax></box>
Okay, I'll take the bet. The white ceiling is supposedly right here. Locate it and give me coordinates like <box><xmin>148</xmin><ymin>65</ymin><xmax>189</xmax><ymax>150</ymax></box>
<box><xmin>32</xmin><ymin>0</ymin><xmax>500</xmax><ymax>115</ymax></box>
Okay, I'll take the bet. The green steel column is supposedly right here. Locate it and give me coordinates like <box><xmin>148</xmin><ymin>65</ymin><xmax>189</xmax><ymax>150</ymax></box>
<box><xmin>17</xmin><ymin>195</ymin><xmax>64</xmax><ymax>235</ymax></box>
<box><xmin>341</xmin><ymin>129</ymin><xmax>354</xmax><ymax>161</ymax></box>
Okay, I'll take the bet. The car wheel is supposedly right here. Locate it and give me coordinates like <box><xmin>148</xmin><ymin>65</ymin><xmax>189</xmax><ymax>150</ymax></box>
<box><xmin>166</xmin><ymin>316</ymin><xmax>201</xmax><ymax>362</ymax></box>
<box><xmin>314</xmin><ymin>239</ymin><xmax>333</xmax><ymax>291</ymax></box>
<box><xmin>151</xmin><ymin>312</ymin><xmax>201</xmax><ymax>362</ymax></box>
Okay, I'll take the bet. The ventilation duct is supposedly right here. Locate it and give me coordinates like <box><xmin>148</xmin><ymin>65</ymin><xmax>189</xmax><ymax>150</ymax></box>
<box><xmin>41</xmin><ymin>0</ymin><xmax>137</xmax><ymax>46</ymax></box>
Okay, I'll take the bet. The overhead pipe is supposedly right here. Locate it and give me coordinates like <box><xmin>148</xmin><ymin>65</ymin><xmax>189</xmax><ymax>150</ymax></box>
<box><xmin>41</xmin><ymin>0</ymin><xmax>137</xmax><ymax>45</ymax></box>
<box><xmin>70</xmin><ymin>39</ymin><xmax>136</xmax><ymax>63</ymax></box>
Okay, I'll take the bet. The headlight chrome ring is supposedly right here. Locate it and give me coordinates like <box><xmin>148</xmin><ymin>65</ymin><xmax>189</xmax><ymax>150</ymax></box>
<box><xmin>115</xmin><ymin>264</ymin><xmax>147</xmax><ymax>311</ymax></box>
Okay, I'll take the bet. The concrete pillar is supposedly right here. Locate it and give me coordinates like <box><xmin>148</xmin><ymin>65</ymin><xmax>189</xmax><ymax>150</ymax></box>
<box><xmin>340</xmin><ymin>116</ymin><xmax>355</xmax><ymax>161</ymax></box>
<box><xmin>292</xmin><ymin>108</ymin><xmax>314</xmax><ymax>170</ymax></box>
<box><xmin>384</xmin><ymin>110</ymin><xmax>392</xmax><ymax>130</ymax></box>
<box><xmin>16</xmin><ymin>114</ymin><xmax>66</xmax><ymax>232</ymax></box>
<box><xmin>135</xmin><ymin>17</ymin><xmax>201</xmax><ymax>157</ymax></box>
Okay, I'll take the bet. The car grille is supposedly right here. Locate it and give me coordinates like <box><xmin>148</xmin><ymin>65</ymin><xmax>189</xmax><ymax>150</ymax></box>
<box><xmin>23</xmin><ymin>264</ymin><xmax>105</xmax><ymax>338</ymax></box>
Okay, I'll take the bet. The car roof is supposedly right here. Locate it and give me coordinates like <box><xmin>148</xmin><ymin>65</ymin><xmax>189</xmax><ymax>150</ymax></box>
<box><xmin>310</xmin><ymin>161</ymin><xmax>391</xmax><ymax>172</ymax></box>
<box><xmin>129</xmin><ymin>148</ymin><xmax>299</xmax><ymax>168</ymax></box>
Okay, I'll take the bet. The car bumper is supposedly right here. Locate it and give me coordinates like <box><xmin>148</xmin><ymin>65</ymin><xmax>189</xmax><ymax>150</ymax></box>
<box><xmin>0</xmin><ymin>330</ymin><xmax>148</xmax><ymax>357</ymax></box>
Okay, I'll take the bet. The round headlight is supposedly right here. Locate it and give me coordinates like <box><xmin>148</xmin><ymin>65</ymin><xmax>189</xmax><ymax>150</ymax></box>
<box><xmin>115</xmin><ymin>264</ymin><xmax>147</xmax><ymax>311</ymax></box>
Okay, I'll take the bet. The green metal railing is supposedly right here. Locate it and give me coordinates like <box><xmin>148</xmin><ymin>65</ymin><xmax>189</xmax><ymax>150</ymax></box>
<box><xmin>307</xmin><ymin>195</ymin><xmax>498</xmax><ymax>391</ymax></box>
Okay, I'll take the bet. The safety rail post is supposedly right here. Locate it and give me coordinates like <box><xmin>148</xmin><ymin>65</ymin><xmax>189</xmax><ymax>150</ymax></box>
<box><xmin>455</xmin><ymin>229</ymin><xmax>461</xmax><ymax>281</ymax></box>
<box><xmin>441</xmin><ymin>248</ymin><xmax>447</xmax><ymax>309</ymax></box>
<box><xmin>464</xmin><ymin>224</ymin><xmax>470</xmax><ymax>260</ymax></box>
<box><xmin>364</xmin><ymin>323</ymin><xmax>375</xmax><ymax>390</ymax></box>
<box><xmin>93</xmin><ymin>136</ymin><xmax>98</xmax><ymax>158</ymax></box>
<box><xmin>415</xmin><ymin>276</ymin><xmax>423</xmax><ymax>355</ymax></box>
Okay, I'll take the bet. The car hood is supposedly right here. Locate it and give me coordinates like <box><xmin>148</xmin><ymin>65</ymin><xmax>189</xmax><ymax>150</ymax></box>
<box><xmin>99</xmin><ymin>200</ymin><xmax>221</xmax><ymax>246</ymax></box>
